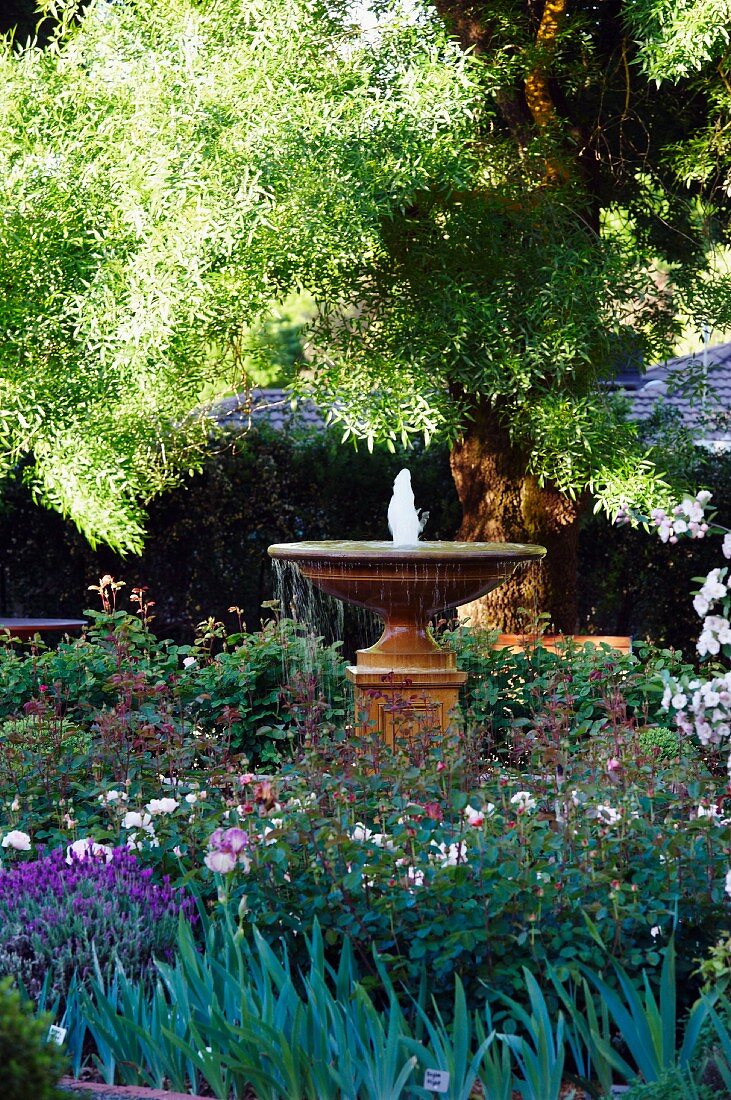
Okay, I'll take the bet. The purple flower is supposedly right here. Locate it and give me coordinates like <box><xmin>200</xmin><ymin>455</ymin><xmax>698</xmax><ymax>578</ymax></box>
<box><xmin>205</xmin><ymin>826</ymin><xmax>251</xmax><ymax>874</ymax></box>
<box><xmin>0</xmin><ymin>847</ymin><xmax>195</xmax><ymax>1001</ymax></box>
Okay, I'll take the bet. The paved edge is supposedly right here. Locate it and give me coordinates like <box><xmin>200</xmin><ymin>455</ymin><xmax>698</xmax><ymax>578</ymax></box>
<box><xmin>59</xmin><ymin>1078</ymin><xmax>209</xmax><ymax>1100</ymax></box>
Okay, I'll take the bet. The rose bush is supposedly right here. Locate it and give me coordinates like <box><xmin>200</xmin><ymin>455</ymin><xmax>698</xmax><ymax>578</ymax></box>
<box><xmin>1</xmin><ymin>572</ymin><xmax>729</xmax><ymax>1022</ymax></box>
<box><xmin>635</xmin><ymin>493</ymin><xmax>731</xmax><ymax>767</ymax></box>
<box><xmin>199</xmin><ymin>731</ymin><xmax>731</xmax><ymax>1010</ymax></box>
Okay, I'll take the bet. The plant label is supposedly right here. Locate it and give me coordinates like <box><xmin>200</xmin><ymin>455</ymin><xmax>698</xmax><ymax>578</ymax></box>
<box><xmin>423</xmin><ymin>1068</ymin><xmax>450</xmax><ymax>1092</ymax></box>
<box><xmin>47</xmin><ymin>1024</ymin><xmax>67</xmax><ymax>1046</ymax></box>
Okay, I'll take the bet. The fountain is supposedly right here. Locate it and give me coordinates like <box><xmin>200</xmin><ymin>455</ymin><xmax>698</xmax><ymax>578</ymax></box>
<box><xmin>268</xmin><ymin>470</ymin><xmax>546</xmax><ymax>746</ymax></box>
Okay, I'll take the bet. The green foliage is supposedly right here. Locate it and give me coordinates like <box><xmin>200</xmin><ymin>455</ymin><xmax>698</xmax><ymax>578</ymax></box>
<box><xmin>447</xmin><ymin>624</ymin><xmax>688</xmax><ymax>750</ymax></box>
<box><xmin>73</xmin><ymin>917</ymin><xmax>511</xmax><ymax>1098</ymax></box>
<box><xmin>208</xmin><ymin>727</ymin><xmax>730</xmax><ymax>1011</ymax></box>
<box><xmin>66</xmin><ymin>913</ymin><xmax>731</xmax><ymax>1099</ymax></box>
<box><xmin>623</xmin><ymin>1067</ymin><xmax>719</xmax><ymax>1099</ymax></box>
<box><xmin>1</xmin><ymin>0</ymin><xmax>729</xmax><ymax>553</ymax></box>
<box><xmin>498</xmin><ymin>972</ymin><xmax>566</xmax><ymax>1100</ymax></box>
<box><xmin>697</xmin><ymin>933</ymin><xmax>731</xmax><ymax>995</ymax></box>
<box><xmin>627</xmin><ymin>0</ymin><xmax>731</xmax><ymax>84</ymax></box>
<box><xmin>0</xmin><ymin>610</ymin><xmax>349</xmax><ymax>884</ymax></box>
<box><xmin>0</xmin><ymin>979</ymin><xmax>66</xmax><ymax>1100</ymax></box>
<box><xmin>304</xmin><ymin>190</ymin><xmax>682</xmax><ymax>501</ymax></box>
<box><xmin>0</xmin><ymin>0</ymin><xmax>475</xmax><ymax>549</ymax></box>
<box><xmin>295</xmin><ymin>0</ymin><xmax>731</xmax><ymax>517</ymax></box>
<box><xmin>575</xmin><ymin>938</ymin><xmax>712</xmax><ymax>1084</ymax></box>
<box><xmin>1</xmin><ymin>606</ymin><xmax>730</xmax><ymax>1029</ymax></box>
<box><xmin>638</xmin><ymin>725</ymin><xmax>687</xmax><ymax>760</ymax></box>
<box><xmin>0</xmin><ymin>607</ymin><xmax>345</xmax><ymax>767</ymax></box>
<box><xmin>185</xmin><ymin>617</ymin><xmax>347</xmax><ymax>764</ymax></box>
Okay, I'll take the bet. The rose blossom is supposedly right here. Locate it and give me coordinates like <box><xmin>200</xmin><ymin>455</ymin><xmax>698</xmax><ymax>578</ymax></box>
<box><xmin>66</xmin><ymin>838</ymin><xmax>114</xmax><ymax>864</ymax></box>
<box><xmin>121</xmin><ymin>811</ymin><xmax>154</xmax><ymax>831</ymax></box>
<box><xmin>510</xmin><ymin>791</ymin><xmax>536</xmax><ymax>813</ymax></box>
<box><xmin>146</xmin><ymin>798</ymin><xmax>179</xmax><ymax>815</ymax></box>
<box><xmin>596</xmin><ymin>804</ymin><xmax>622</xmax><ymax>825</ymax></box>
<box><xmin>1</xmin><ymin>830</ymin><xmax>31</xmax><ymax>851</ymax></box>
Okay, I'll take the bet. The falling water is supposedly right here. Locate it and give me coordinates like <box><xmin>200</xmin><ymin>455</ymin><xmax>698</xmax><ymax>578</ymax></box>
<box><xmin>272</xmin><ymin>559</ymin><xmax>343</xmax><ymax>660</ymax></box>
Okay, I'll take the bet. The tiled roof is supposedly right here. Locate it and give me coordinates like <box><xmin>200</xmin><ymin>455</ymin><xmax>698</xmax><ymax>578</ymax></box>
<box><xmin>619</xmin><ymin>342</ymin><xmax>731</xmax><ymax>447</ymax></box>
<box><xmin>211</xmin><ymin>347</ymin><xmax>731</xmax><ymax>449</ymax></box>
<box><xmin>211</xmin><ymin>389</ymin><xmax>326</xmax><ymax>432</ymax></box>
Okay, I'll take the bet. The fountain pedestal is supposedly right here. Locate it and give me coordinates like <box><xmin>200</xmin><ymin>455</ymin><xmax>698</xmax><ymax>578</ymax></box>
<box><xmin>268</xmin><ymin>540</ymin><xmax>546</xmax><ymax>746</ymax></box>
<box><xmin>346</xmin><ymin>659</ymin><xmax>466</xmax><ymax>747</ymax></box>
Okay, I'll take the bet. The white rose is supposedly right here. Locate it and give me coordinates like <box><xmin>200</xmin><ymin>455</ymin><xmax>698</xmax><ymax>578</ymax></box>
<box><xmin>121</xmin><ymin>811</ymin><xmax>153</xmax><ymax>830</ymax></box>
<box><xmin>510</xmin><ymin>791</ymin><xmax>536</xmax><ymax>813</ymax></box>
<box><xmin>146</xmin><ymin>798</ymin><xmax>179</xmax><ymax>815</ymax></box>
<box><xmin>405</xmin><ymin>866</ymin><xmax>424</xmax><ymax>887</ymax></box>
<box><xmin>464</xmin><ymin>805</ymin><xmax>485</xmax><ymax>826</ymax></box>
<box><xmin>66</xmin><ymin>838</ymin><xmax>113</xmax><ymax>864</ymax></box>
<box><xmin>596</xmin><ymin>804</ymin><xmax>622</xmax><ymax>825</ymax></box>
<box><xmin>1</xmin><ymin>830</ymin><xmax>31</xmax><ymax>851</ymax></box>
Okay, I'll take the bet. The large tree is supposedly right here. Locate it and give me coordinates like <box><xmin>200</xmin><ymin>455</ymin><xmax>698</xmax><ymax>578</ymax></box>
<box><xmin>300</xmin><ymin>0</ymin><xmax>731</xmax><ymax>629</ymax></box>
<box><xmin>2</xmin><ymin>0</ymin><xmax>730</xmax><ymax>628</ymax></box>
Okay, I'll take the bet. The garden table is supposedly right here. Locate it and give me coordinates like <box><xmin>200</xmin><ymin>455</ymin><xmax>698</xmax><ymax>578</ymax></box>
<box><xmin>0</xmin><ymin>618</ymin><xmax>86</xmax><ymax>639</ymax></box>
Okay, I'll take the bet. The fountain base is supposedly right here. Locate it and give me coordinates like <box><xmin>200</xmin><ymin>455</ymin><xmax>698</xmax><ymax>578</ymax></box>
<box><xmin>346</xmin><ymin>657</ymin><xmax>467</xmax><ymax>748</ymax></box>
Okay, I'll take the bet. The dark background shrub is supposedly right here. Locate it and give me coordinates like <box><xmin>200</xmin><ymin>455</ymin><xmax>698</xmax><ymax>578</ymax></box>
<box><xmin>0</xmin><ymin>425</ymin><xmax>460</xmax><ymax>652</ymax></box>
<box><xmin>1</xmin><ymin>414</ymin><xmax>729</xmax><ymax>655</ymax></box>
<box><xmin>578</xmin><ymin>428</ymin><xmax>731</xmax><ymax>653</ymax></box>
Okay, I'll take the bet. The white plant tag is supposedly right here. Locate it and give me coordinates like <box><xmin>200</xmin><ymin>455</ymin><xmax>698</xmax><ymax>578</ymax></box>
<box><xmin>47</xmin><ymin>1024</ymin><xmax>67</xmax><ymax>1045</ymax></box>
<box><xmin>423</xmin><ymin>1068</ymin><xmax>450</xmax><ymax>1093</ymax></box>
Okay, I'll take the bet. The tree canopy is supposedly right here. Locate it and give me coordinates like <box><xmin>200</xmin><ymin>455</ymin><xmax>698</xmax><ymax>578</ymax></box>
<box><xmin>1</xmin><ymin>0</ymin><xmax>731</xmax><ymax>561</ymax></box>
<box><xmin>0</xmin><ymin>0</ymin><xmax>474</xmax><ymax>550</ymax></box>
<box><xmin>302</xmin><ymin>0</ymin><xmax>731</xmax><ymax>510</ymax></box>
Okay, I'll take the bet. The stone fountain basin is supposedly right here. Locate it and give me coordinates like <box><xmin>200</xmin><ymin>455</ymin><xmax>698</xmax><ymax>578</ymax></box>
<box><xmin>268</xmin><ymin>540</ymin><xmax>545</xmax><ymax>614</ymax></box>
<box><xmin>268</xmin><ymin>541</ymin><xmax>546</xmax><ymax>660</ymax></box>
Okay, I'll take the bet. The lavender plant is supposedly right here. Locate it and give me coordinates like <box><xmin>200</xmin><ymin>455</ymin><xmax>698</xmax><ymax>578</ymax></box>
<box><xmin>0</xmin><ymin>847</ymin><xmax>194</xmax><ymax>1001</ymax></box>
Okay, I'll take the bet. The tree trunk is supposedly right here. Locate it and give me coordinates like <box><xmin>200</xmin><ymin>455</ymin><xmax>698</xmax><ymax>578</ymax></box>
<box><xmin>449</xmin><ymin>404</ymin><xmax>582</xmax><ymax>633</ymax></box>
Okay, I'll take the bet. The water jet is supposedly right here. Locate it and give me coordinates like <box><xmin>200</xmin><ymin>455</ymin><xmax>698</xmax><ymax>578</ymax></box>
<box><xmin>269</xmin><ymin>471</ymin><xmax>546</xmax><ymax>746</ymax></box>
